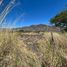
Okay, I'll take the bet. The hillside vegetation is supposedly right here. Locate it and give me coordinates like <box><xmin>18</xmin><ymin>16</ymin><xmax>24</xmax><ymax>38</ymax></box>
<box><xmin>17</xmin><ymin>24</ymin><xmax>60</xmax><ymax>32</ymax></box>
<box><xmin>0</xmin><ymin>30</ymin><xmax>67</xmax><ymax>67</ymax></box>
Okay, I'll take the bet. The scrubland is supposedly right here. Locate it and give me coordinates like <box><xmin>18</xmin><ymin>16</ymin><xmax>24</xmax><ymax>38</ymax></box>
<box><xmin>0</xmin><ymin>30</ymin><xmax>67</xmax><ymax>67</ymax></box>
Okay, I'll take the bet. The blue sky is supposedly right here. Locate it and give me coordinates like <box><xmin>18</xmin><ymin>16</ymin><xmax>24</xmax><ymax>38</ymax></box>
<box><xmin>0</xmin><ymin>0</ymin><xmax>67</xmax><ymax>27</ymax></box>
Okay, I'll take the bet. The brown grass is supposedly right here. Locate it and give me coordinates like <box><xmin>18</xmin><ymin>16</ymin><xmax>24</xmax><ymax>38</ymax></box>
<box><xmin>0</xmin><ymin>30</ymin><xmax>67</xmax><ymax>67</ymax></box>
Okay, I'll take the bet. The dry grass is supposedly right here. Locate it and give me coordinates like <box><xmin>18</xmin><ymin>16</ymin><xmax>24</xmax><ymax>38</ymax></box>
<box><xmin>0</xmin><ymin>30</ymin><xmax>67</xmax><ymax>67</ymax></box>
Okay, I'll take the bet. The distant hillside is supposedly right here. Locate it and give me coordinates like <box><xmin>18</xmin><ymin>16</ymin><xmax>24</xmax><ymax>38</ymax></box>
<box><xmin>17</xmin><ymin>24</ymin><xmax>61</xmax><ymax>32</ymax></box>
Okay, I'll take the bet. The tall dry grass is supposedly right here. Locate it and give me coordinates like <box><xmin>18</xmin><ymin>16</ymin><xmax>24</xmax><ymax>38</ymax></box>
<box><xmin>0</xmin><ymin>30</ymin><xmax>67</xmax><ymax>67</ymax></box>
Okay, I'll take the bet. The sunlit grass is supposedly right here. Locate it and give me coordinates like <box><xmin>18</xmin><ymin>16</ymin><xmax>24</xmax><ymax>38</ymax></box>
<box><xmin>0</xmin><ymin>30</ymin><xmax>67</xmax><ymax>67</ymax></box>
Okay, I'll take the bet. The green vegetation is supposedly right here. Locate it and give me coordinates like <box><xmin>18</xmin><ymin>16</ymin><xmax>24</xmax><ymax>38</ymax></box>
<box><xmin>50</xmin><ymin>10</ymin><xmax>67</xmax><ymax>31</ymax></box>
<box><xmin>0</xmin><ymin>30</ymin><xmax>67</xmax><ymax>67</ymax></box>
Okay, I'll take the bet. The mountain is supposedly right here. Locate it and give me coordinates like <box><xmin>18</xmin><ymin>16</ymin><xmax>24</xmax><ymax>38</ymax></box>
<box><xmin>17</xmin><ymin>24</ymin><xmax>61</xmax><ymax>32</ymax></box>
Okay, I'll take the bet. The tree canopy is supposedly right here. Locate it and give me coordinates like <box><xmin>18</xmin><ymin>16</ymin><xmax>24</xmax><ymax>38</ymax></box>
<box><xmin>50</xmin><ymin>10</ymin><xmax>67</xmax><ymax>31</ymax></box>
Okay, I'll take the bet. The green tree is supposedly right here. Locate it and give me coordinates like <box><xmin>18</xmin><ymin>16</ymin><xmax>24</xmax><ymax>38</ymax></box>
<box><xmin>50</xmin><ymin>10</ymin><xmax>67</xmax><ymax>31</ymax></box>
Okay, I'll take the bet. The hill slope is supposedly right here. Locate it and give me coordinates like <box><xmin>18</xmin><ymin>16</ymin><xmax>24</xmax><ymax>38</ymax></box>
<box><xmin>17</xmin><ymin>24</ymin><xmax>60</xmax><ymax>32</ymax></box>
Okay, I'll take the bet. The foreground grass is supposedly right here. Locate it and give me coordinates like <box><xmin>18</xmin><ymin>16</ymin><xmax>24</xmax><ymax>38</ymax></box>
<box><xmin>0</xmin><ymin>30</ymin><xmax>67</xmax><ymax>67</ymax></box>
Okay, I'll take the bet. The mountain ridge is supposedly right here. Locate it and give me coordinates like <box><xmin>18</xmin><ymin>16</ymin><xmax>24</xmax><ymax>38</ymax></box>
<box><xmin>17</xmin><ymin>24</ymin><xmax>61</xmax><ymax>32</ymax></box>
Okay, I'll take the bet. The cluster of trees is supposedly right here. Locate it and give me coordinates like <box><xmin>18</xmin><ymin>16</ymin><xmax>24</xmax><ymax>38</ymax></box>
<box><xmin>50</xmin><ymin>10</ymin><xmax>67</xmax><ymax>31</ymax></box>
